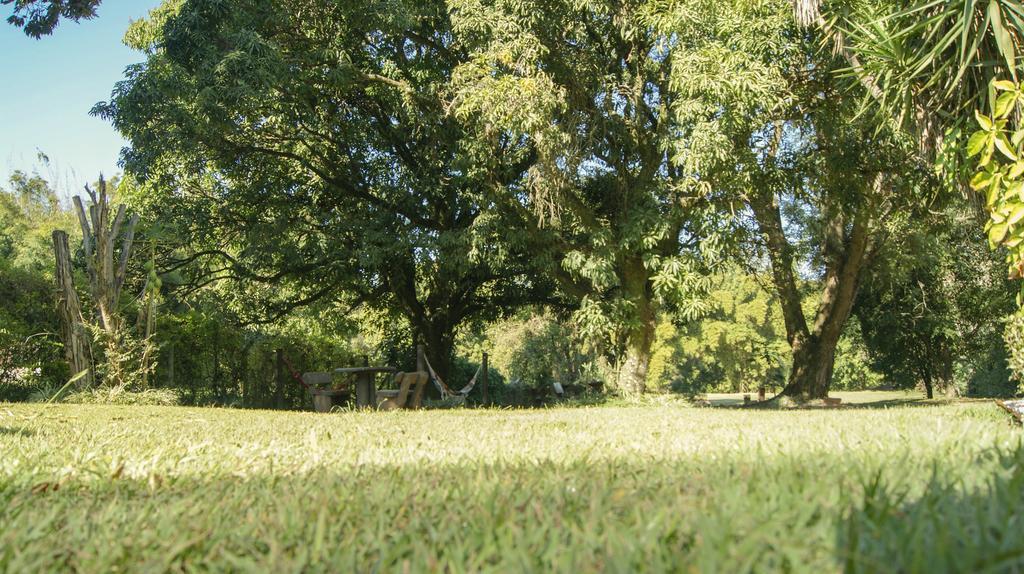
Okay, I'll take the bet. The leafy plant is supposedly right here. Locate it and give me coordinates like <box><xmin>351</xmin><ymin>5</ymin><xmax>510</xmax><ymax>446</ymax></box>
<box><xmin>968</xmin><ymin>80</ymin><xmax>1024</xmax><ymax>285</ymax></box>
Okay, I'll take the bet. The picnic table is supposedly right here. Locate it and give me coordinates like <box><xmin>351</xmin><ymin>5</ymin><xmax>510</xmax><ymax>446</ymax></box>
<box><xmin>334</xmin><ymin>366</ymin><xmax>396</xmax><ymax>409</ymax></box>
<box><xmin>305</xmin><ymin>366</ymin><xmax>396</xmax><ymax>411</ymax></box>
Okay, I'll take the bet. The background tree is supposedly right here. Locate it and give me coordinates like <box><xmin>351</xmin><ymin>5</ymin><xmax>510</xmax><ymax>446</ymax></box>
<box><xmin>856</xmin><ymin>206</ymin><xmax>1016</xmax><ymax>397</ymax></box>
<box><xmin>647</xmin><ymin>270</ymin><xmax>790</xmax><ymax>395</ymax></box>
<box><xmin>0</xmin><ymin>171</ymin><xmax>72</xmax><ymax>399</ymax></box>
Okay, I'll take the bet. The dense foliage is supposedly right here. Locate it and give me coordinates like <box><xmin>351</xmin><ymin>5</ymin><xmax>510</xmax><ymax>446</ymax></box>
<box><xmin>3</xmin><ymin>0</ymin><xmax>1023</xmax><ymax>405</ymax></box>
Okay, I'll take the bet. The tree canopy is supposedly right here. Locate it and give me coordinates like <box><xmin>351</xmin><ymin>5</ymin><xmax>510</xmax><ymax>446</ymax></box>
<box><xmin>97</xmin><ymin>0</ymin><xmax>557</xmax><ymax>381</ymax></box>
<box><xmin>5</xmin><ymin>0</ymin><xmax>1020</xmax><ymax>405</ymax></box>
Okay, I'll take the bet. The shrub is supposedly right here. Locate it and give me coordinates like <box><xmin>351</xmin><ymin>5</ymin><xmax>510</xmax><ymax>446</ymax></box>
<box><xmin>1002</xmin><ymin>310</ymin><xmax>1024</xmax><ymax>395</ymax></box>
<box><xmin>61</xmin><ymin>387</ymin><xmax>181</xmax><ymax>406</ymax></box>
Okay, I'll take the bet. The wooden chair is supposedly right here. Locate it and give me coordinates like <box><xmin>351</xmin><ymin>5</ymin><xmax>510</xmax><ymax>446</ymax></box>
<box><xmin>304</xmin><ymin>372</ymin><xmax>351</xmax><ymax>413</ymax></box>
<box><xmin>375</xmin><ymin>371</ymin><xmax>429</xmax><ymax>411</ymax></box>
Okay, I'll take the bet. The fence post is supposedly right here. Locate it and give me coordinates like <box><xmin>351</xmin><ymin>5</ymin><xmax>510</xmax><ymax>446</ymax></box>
<box><xmin>481</xmin><ymin>352</ymin><xmax>489</xmax><ymax>406</ymax></box>
<box><xmin>274</xmin><ymin>349</ymin><xmax>285</xmax><ymax>409</ymax></box>
<box><xmin>167</xmin><ymin>343</ymin><xmax>175</xmax><ymax>388</ymax></box>
<box><xmin>416</xmin><ymin>344</ymin><xmax>426</xmax><ymax>373</ymax></box>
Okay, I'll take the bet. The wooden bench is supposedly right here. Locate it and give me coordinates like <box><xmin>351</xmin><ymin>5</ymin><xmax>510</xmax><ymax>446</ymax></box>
<box><xmin>303</xmin><ymin>372</ymin><xmax>351</xmax><ymax>413</ymax></box>
<box><xmin>375</xmin><ymin>371</ymin><xmax>429</xmax><ymax>411</ymax></box>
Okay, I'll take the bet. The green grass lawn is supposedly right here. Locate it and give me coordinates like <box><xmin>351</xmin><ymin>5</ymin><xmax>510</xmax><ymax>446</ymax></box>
<box><xmin>1</xmin><ymin>396</ymin><xmax>1021</xmax><ymax>572</ymax></box>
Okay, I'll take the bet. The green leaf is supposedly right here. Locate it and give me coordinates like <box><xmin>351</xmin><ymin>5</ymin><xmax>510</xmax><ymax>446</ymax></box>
<box><xmin>995</xmin><ymin>133</ymin><xmax>1019</xmax><ymax>160</ymax></box>
<box><xmin>1007</xmin><ymin>204</ymin><xmax>1024</xmax><ymax>226</ymax></box>
<box><xmin>994</xmin><ymin>79</ymin><xmax>1018</xmax><ymax>91</ymax></box>
<box><xmin>967</xmin><ymin>131</ymin><xmax>989</xmax><ymax>156</ymax></box>
<box><xmin>995</xmin><ymin>91</ymin><xmax>1017</xmax><ymax>118</ymax></box>
<box><xmin>981</xmin><ymin>138</ymin><xmax>996</xmax><ymax>166</ymax></box>
<box><xmin>1006</xmin><ymin>180</ymin><xmax>1024</xmax><ymax>202</ymax></box>
<box><xmin>987</xmin><ymin>173</ymin><xmax>1004</xmax><ymax>205</ymax></box>
<box><xmin>990</xmin><ymin>222</ymin><xmax>1010</xmax><ymax>247</ymax></box>
<box><xmin>976</xmin><ymin>110</ymin><xmax>994</xmax><ymax>131</ymax></box>
<box><xmin>971</xmin><ymin>170</ymin><xmax>994</xmax><ymax>190</ymax></box>
<box><xmin>989</xmin><ymin>1</ymin><xmax>1017</xmax><ymax>75</ymax></box>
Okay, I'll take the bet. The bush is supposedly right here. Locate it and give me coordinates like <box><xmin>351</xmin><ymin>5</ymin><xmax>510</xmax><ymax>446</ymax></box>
<box><xmin>61</xmin><ymin>387</ymin><xmax>181</xmax><ymax>406</ymax></box>
<box><xmin>1001</xmin><ymin>310</ymin><xmax>1024</xmax><ymax>395</ymax></box>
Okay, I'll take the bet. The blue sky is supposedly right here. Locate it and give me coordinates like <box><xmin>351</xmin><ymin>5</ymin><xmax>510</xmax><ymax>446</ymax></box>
<box><xmin>0</xmin><ymin>0</ymin><xmax>162</xmax><ymax>196</ymax></box>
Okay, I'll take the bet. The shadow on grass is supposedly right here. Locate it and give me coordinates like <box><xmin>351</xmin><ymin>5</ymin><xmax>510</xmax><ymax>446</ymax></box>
<box><xmin>717</xmin><ymin>397</ymin><xmax>968</xmax><ymax>411</ymax></box>
<box><xmin>0</xmin><ymin>426</ymin><xmax>35</xmax><ymax>437</ymax></box>
<box><xmin>838</xmin><ymin>443</ymin><xmax>1024</xmax><ymax>573</ymax></box>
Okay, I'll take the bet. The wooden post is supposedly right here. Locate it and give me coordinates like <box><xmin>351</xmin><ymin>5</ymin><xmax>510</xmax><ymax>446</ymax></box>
<box><xmin>167</xmin><ymin>343</ymin><xmax>175</xmax><ymax>388</ymax></box>
<box><xmin>481</xmin><ymin>351</ymin><xmax>489</xmax><ymax>406</ymax></box>
<box><xmin>758</xmin><ymin>386</ymin><xmax>766</xmax><ymax>402</ymax></box>
<box><xmin>416</xmin><ymin>344</ymin><xmax>426</xmax><ymax>373</ymax></box>
<box><xmin>274</xmin><ymin>349</ymin><xmax>285</xmax><ymax>409</ymax></box>
<box><xmin>213</xmin><ymin>322</ymin><xmax>221</xmax><ymax>399</ymax></box>
<box><xmin>52</xmin><ymin>230</ymin><xmax>93</xmax><ymax>389</ymax></box>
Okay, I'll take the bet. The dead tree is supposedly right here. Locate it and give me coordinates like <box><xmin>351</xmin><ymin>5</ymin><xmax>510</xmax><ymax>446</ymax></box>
<box><xmin>52</xmin><ymin>176</ymin><xmax>140</xmax><ymax>388</ymax></box>
<box><xmin>52</xmin><ymin>230</ymin><xmax>93</xmax><ymax>389</ymax></box>
<box><xmin>71</xmin><ymin>176</ymin><xmax>139</xmax><ymax>336</ymax></box>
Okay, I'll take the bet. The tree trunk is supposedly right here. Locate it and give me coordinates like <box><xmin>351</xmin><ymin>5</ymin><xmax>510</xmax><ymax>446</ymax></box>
<box><xmin>72</xmin><ymin>178</ymin><xmax>139</xmax><ymax>337</ymax></box>
<box><xmin>751</xmin><ymin>182</ymin><xmax>874</xmax><ymax>401</ymax></box>
<box><xmin>922</xmin><ymin>372</ymin><xmax>934</xmax><ymax>399</ymax></box>
<box><xmin>936</xmin><ymin>341</ymin><xmax>956</xmax><ymax>397</ymax></box>
<box><xmin>422</xmin><ymin>325</ymin><xmax>455</xmax><ymax>388</ymax></box>
<box><xmin>617</xmin><ymin>260</ymin><xmax>656</xmax><ymax>395</ymax></box>
<box><xmin>618</xmin><ymin>331</ymin><xmax>654</xmax><ymax>395</ymax></box>
<box><xmin>781</xmin><ymin>334</ymin><xmax>839</xmax><ymax>400</ymax></box>
<box><xmin>52</xmin><ymin>230</ymin><xmax>93</xmax><ymax>389</ymax></box>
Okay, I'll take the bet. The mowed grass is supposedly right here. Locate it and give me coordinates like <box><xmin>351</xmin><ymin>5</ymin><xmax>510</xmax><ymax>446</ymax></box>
<box><xmin>1</xmin><ymin>398</ymin><xmax>1022</xmax><ymax>572</ymax></box>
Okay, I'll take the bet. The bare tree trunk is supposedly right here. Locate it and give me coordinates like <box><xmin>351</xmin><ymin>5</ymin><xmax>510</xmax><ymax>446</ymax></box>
<box><xmin>52</xmin><ymin>230</ymin><xmax>93</xmax><ymax>389</ymax></box>
<box><xmin>72</xmin><ymin>177</ymin><xmax>139</xmax><ymax>337</ymax></box>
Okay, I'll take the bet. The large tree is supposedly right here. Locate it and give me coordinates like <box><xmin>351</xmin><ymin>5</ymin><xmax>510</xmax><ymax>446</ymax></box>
<box><xmin>798</xmin><ymin>1</ymin><xmax>1024</xmax><ymax>382</ymax></box>
<box><xmin>650</xmin><ymin>0</ymin><xmax>926</xmax><ymax>399</ymax></box>
<box><xmin>451</xmin><ymin>0</ymin><xmax>729</xmax><ymax>393</ymax></box>
<box><xmin>98</xmin><ymin>0</ymin><xmax>551</xmax><ymax>381</ymax></box>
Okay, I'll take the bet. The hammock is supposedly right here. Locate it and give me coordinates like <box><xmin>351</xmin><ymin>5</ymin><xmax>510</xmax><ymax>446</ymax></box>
<box><xmin>281</xmin><ymin>354</ymin><xmax>312</xmax><ymax>391</ymax></box>
<box><xmin>422</xmin><ymin>355</ymin><xmax>482</xmax><ymax>400</ymax></box>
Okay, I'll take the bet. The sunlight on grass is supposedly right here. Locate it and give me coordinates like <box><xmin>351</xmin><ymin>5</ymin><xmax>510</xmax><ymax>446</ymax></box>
<box><xmin>0</xmin><ymin>399</ymin><xmax>1020</xmax><ymax>571</ymax></box>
